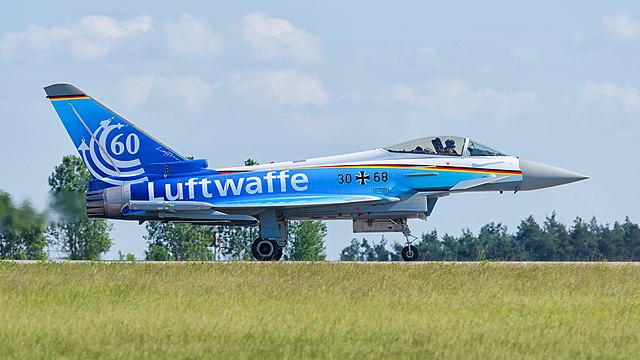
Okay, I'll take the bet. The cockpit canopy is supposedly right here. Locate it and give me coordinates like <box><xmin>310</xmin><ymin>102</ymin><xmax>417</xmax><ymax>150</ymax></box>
<box><xmin>384</xmin><ymin>136</ymin><xmax>507</xmax><ymax>157</ymax></box>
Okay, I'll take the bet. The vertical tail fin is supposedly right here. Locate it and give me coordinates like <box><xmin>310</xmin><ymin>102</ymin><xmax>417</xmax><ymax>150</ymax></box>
<box><xmin>45</xmin><ymin>83</ymin><xmax>187</xmax><ymax>187</ymax></box>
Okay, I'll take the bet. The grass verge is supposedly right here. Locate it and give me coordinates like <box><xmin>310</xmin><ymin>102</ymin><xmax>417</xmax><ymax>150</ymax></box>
<box><xmin>1</xmin><ymin>262</ymin><xmax>639</xmax><ymax>359</ymax></box>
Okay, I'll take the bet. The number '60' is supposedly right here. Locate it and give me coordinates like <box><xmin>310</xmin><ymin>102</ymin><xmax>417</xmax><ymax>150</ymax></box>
<box><xmin>111</xmin><ymin>133</ymin><xmax>140</xmax><ymax>155</ymax></box>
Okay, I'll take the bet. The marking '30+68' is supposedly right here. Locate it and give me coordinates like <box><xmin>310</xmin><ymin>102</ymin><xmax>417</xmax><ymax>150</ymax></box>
<box><xmin>337</xmin><ymin>171</ymin><xmax>388</xmax><ymax>186</ymax></box>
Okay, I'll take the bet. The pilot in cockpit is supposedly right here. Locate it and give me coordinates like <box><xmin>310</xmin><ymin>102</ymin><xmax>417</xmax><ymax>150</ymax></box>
<box><xmin>443</xmin><ymin>138</ymin><xmax>458</xmax><ymax>155</ymax></box>
<box><xmin>413</xmin><ymin>145</ymin><xmax>435</xmax><ymax>154</ymax></box>
<box><xmin>431</xmin><ymin>137</ymin><xmax>458</xmax><ymax>155</ymax></box>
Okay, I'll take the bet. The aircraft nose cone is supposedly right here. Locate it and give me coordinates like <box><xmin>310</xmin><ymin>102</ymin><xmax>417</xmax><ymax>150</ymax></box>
<box><xmin>519</xmin><ymin>159</ymin><xmax>588</xmax><ymax>191</ymax></box>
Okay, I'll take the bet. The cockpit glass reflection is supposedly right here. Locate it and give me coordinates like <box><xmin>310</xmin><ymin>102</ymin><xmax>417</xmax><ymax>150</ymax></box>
<box><xmin>467</xmin><ymin>140</ymin><xmax>506</xmax><ymax>156</ymax></box>
<box><xmin>385</xmin><ymin>136</ymin><xmax>465</xmax><ymax>156</ymax></box>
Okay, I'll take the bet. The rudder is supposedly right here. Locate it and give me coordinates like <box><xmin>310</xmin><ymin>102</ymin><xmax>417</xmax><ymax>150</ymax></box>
<box><xmin>45</xmin><ymin>83</ymin><xmax>187</xmax><ymax>187</ymax></box>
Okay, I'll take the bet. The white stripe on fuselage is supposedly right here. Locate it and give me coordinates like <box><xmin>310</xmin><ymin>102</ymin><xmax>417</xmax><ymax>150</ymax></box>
<box><xmin>216</xmin><ymin>149</ymin><xmax>520</xmax><ymax>173</ymax></box>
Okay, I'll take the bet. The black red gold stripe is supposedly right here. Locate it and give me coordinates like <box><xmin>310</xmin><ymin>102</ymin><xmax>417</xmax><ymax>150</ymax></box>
<box><xmin>219</xmin><ymin>164</ymin><xmax>522</xmax><ymax>176</ymax></box>
<box><xmin>48</xmin><ymin>95</ymin><xmax>90</xmax><ymax>101</ymax></box>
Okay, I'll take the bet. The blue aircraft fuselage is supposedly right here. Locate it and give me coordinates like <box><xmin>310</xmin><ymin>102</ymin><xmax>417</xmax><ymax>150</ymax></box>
<box><xmin>46</xmin><ymin>83</ymin><xmax>587</xmax><ymax>261</ymax></box>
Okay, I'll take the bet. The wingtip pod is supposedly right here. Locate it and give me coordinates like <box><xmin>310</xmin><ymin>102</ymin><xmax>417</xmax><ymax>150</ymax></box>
<box><xmin>44</xmin><ymin>83</ymin><xmax>87</xmax><ymax>98</ymax></box>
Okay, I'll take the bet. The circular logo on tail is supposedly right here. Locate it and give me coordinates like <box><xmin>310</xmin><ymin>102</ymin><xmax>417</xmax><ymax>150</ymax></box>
<box><xmin>77</xmin><ymin>118</ymin><xmax>148</xmax><ymax>185</ymax></box>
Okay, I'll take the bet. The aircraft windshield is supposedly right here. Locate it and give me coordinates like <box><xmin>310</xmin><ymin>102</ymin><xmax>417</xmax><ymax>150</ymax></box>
<box><xmin>467</xmin><ymin>140</ymin><xmax>506</xmax><ymax>156</ymax></box>
<box><xmin>385</xmin><ymin>136</ymin><xmax>465</xmax><ymax>156</ymax></box>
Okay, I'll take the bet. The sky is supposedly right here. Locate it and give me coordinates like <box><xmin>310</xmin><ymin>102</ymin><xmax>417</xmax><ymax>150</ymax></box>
<box><xmin>1</xmin><ymin>1</ymin><xmax>638</xmax><ymax>259</ymax></box>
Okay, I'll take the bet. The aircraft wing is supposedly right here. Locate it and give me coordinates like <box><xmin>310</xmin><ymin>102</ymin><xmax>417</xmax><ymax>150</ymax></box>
<box><xmin>212</xmin><ymin>194</ymin><xmax>399</xmax><ymax>209</ymax></box>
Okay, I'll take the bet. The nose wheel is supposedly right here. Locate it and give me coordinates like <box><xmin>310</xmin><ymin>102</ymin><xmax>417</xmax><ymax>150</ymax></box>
<box><xmin>401</xmin><ymin>245</ymin><xmax>419</xmax><ymax>261</ymax></box>
<box><xmin>391</xmin><ymin>219</ymin><xmax>419</xmax><ymax>262</ymax></box>
<box><xmin>251</xmin><ymin>238</ymin><xmax>284</xmax><ymax>261</ymax></box>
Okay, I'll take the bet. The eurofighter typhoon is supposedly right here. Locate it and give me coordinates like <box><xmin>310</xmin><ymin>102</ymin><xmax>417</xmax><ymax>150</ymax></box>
<box><xmin>45</xmin><ymin>84</ymin><xmax>588</xmax><ymax>261</ymax></box>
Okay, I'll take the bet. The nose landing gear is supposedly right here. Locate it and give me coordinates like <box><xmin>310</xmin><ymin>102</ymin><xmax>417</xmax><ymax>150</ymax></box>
<box><xmin>391</xmin><ymin>219</ymin><xmax>419</xmax><ymax>261</ymax></box>
<box><xmin>401</xmin><ymin>244</ymin><xmax>419</xmax><ymax>261</ymax></box>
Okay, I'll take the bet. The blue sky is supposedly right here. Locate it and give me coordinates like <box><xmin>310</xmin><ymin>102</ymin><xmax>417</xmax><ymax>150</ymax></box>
<box><xmin>1</xmin><ymin>1</ymin><xmax>638</xmax><ymax>259</ymax></box>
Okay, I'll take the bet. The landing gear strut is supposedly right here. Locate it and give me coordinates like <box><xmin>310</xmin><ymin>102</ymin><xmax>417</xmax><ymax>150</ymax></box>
<box><xmin>392</xmin><ymin>219</ymin><xmax>419</xmax><ymax>261</ymax></box>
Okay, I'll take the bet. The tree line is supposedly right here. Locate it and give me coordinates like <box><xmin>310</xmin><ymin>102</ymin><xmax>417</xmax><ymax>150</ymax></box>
<box><xmin>340</xmin><ymin>215</ymin><xmax>640</xmax><ymax>261</ymax></box>
<box><xmin>143</xmin><ymin>220</ymin><xmax>326</xmax><ymax>261</ymax></box>
<box><xmin>0</xmin><ymin>156</ymin><xmax>111</xmax><ymax>260</ymax></box>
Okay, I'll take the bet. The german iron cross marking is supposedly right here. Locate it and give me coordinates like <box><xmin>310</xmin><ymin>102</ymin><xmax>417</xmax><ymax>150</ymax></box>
<box><xmin>356</xmin><ymin>171</ymin><xmax>370</xmax><ymax>185</ymax></box>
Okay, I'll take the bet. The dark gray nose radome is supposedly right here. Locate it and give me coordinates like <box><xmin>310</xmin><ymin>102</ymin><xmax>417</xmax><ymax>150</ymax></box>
<box><xmin>519</xmin><ymin>159</ymin><xmax>589</xmax><ymax>191</ymax></box>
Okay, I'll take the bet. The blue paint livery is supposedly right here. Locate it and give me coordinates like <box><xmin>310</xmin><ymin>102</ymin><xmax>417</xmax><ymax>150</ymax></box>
<box><xmin>45</xmin><ymin>83</ymin><xmax>587</xmax><ymax>261</ymax></box>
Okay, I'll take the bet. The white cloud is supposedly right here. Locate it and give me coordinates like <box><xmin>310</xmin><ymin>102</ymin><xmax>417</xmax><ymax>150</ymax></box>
<box><xmin>166</xmin><ymin>75</ymin><xmax>221</xmax><ymax>111</ymax></box>
<box><xmin>231</xmin><ymin>69</ymin><xmax>329</xmax><ymax>106</ymax></box>
<box><xmin>0</xmin><ymin>15</ymin><xmax>152</xmax><ymax>61</ymax></box>
<box><xmin>602</xmin><ymin>12</ymin><xmax>640</xmax><ymax>40</ymax></box>
<box><xmin>164</xmin><ymin>14</ymin><xmax>223</xmax><ymax>60</ymax></box>
<box><xmin>581</xmin><ymin>81</ymin><xmax>640</xmax><ymax>110</ymax></box>
<box><xmin>419</xmin><ymin>46</ymin><xmax>436</xmax><ymax>60</ymax></box>
<box><xmin>571</xmin><ymin>31</ymin><xmax>584</xmax><ymax>44</ymax></box>
<box><xmin>118</xmin><ymin>74</ymin><xmax>222</xmax><ymax>112</ymax></box>
<box><xmin>382</xmin><ymin>79</ymin><xmax>541</xmax><ymax>121</ymax></box>
<box><xmin>388</xmin><ymin>83</ymin><xmax>418</xmax><ymax>104</ymax></box>
<box><xmin>337</xmin><ymin>91</ymin><xmax>370</xmax><ymax>103</ymax></box>
<box><xmin>118</xmin><ymin>74</ymin><xmax>157</xmax><ymax>109</ymax></box>
<box><xmin>239</xmin><ymin>12</ymin><xmax>321</xmax><ymax>64</ymax></box>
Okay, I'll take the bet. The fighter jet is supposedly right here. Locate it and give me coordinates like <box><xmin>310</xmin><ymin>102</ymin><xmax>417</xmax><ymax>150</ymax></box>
<box><xmin>45</xmin><ymin>83</ymin><xmax>588</xmax><ymax>261</ymax></box>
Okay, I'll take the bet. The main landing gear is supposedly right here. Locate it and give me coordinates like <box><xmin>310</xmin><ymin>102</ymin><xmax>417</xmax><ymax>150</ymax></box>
<box><xmin>252</xmin><ymin>209</ymin><xmax>287</xmax><ymax>261</ymax></box>
<box><xmin>393</xmin><ymin>219</ymin><xmax>419</xmax><ymax>261</ymax></box>
<box><xmin>251</xmin><ymin>238</ymin><xmax>284</xmax><ymax>261</ymax></box>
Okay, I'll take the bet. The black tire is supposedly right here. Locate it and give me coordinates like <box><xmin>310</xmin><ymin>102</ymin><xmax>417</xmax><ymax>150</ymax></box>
<box><xmin>401</xmin><ymin>245</ymin><xmax>419</xmax><ymax>261</ymax></box>
<box><xmin>274</xmin><ymin>247</ymin><xmax>284</xmax><ymax>261</ymax></box>
<box><xmin>251</xmin><ymin>238</ymin><xmax>278</xmax><ymax>261</ymax></box>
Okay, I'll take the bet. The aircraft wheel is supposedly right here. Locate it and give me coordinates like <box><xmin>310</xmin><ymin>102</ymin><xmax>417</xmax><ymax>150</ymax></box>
<box><xmin>274</xmin><ymin>247</ymin><xmax>284</xmax><ymax>261</ymax></box>
<box><xmin>252</xmin><ymin>238</ymin><xmax>278</xmax><ymax>261</ymax></box>
<box><xmin>401</xmin><ymin>245</ymin><xmax>419</xmax><ymax>261</ymax></box>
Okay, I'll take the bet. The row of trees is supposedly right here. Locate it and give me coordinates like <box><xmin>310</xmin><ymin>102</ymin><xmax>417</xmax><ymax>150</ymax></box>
<box><xmin>0</xmin><ymin>155</ymin><xmax>111</xmax><ymax>260</ymax></box>
<box><xmin>340</xmin><ymin>215</ymin><xmax>640</xmax><ymax>261</ymax></box>
<box><xmin>47</xmin><ymin>156</ymin><xmax>112</xmax><ymax>260</ymax></box>
<box><xmin>144</xmin><ymin>220</ymin><xmax>327</xmax><ymax>261</ymax></box>
<box><xmin>0</xmin><ymin>192</ymin><xmax>47</xmax><ymax>259</ymax></box>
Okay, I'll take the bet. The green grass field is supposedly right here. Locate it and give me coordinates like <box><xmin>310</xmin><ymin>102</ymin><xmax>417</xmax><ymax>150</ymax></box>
<box><xmin>1</xmin><ymin>262</ymin><xmax>639</xmax><ymax>359</ymax></box>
